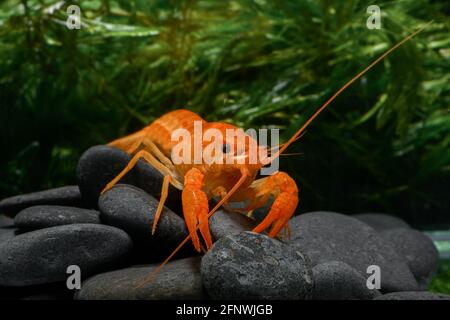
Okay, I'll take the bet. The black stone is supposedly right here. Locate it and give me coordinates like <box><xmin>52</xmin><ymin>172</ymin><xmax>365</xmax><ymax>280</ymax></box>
<box><xmin>76</xmin><ymin>145</ymin><xmax>136</xmax><ymax>206</ymax></box>
<box><xmin>353</xmin><ymin>213</ymin><xmax>410</xmax><ymax>232</ymax></box>
<box><xmin>0</xmin><ymin>186</ymin><xmax>85</xmax><ymax>217</ymax></box>
<box><xmin>0</xmin><ymin>226</ymin><xmax>18</xmax><ymax>243</ymax></box>
<box><xmin>14</xmin><ymin>205</ymin><xmax>100</xmax><ymax>231</ymax></box>
<box><xmin>289</xmin><ymin>211</ymin><xmax>418</xmax><ymax>293</ymax></box>
<box><xmin>381</xmin><ymin>228</ymin><xmax>439</xmax><ymax>290</ymax></box>
<box><xmin>0</xmin><ymin>215</ymin><xmax>14</xmax><ymax>227</ymax></box>
<box><xmin>99</xmin><ymin>184</ymin><xmax>188</xmax><ymax>258</ymax></box>
<box><xmin>209</xmin><ymin>209</ymin><xmax>257</xmax><ymax>241</ymax></box>
<box><xmin>312</xmin><ymin>261</ymin><xmax>381</xmax><ymax>300</ymax></box>
<box><xmin>0</xmin><ymin>224</ymin><xmax>133</xmax><ymax>286</ymax></box>
<box><xmin>75</xmin><ymin>257</ymin><xmax>204</xmax><ymax>300</ymax></box>
<box><xmin>0</xmin><ymin>281</ymin><xmax>75</xmax><ymax>300</ymax></box>
<box><xmin>201</xmin><ymin>232</ymin><xmax>314</xmax><ymax>300</ymax></box>
<box><xmin>76</xmin><ymin>145</ymin><xmax>180</xmax><ymax>211</ymax></box>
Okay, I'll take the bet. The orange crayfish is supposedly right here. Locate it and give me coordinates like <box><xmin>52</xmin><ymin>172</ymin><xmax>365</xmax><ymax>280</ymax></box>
<box><xmin>101</xmin><ymin>25</ymin><xmax>427</xmax><ymax>278</ymax></box>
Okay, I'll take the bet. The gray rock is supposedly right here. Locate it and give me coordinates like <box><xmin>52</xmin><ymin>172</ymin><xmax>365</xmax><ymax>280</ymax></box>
<box><xmin>0</xmin><ymin>224</ymin><xmax>133</xmax><ymax>286</ymax></box>
<box><xmin>0</xmin><ymin>186</ymin><xmax>85</xmax><ymax>217</ymax></box>
<box><xmin>247</xmin><ymin>199</ymin><xmax>273</xmax><ymax>223</ymax></box>
<box><xmin>374</xmin><ymin>291</ymin><xmax>450</xmax><ymax>300</ymax></box>
<box><xmin>0</xmin><ymin>280</ymin><xmax>75</xmax><ymax>300</ymax></box>
<box><xmin>76</xmin><ymin>145</ymin><xmax>180</xmax><ymax>209</ymax></box>
<box><xmin>209</xmin><ymin>210</ymin><xmax>257</xmax><ymax>241</ymax></box>
<box><xmin>0</xmin><ymin>226</ymin><xmax>17</xmax><ymax>243</ymax></box>
<box><xmin>381</xmin><ymin>228</ymin><xmax>439</xmax><ymax>290</ymax></box>
<box><xmin>14</xmin><ymin>205</ymin><xmax>100</xmax><ymax>231</ymax></box>
<box><xmin>99</xmin><ymin>184</ymin><xmax>187</xmax><ymax>254</ymax></box>
<box><xmin>289</xmin><ymin>211</ymin><xmax>418</xmax><ymax>293</ymax></box>
<box><xmin>201</xmin><ymin>231</ymin><xmax>314</xmax><ymax>300</ymax></box>
<box><xmin>76</xmin><ymin>145</ymin><xmax>136</xmax><ymax>206</ymax></box>
<box><xmin>312</xmin><ymin>261</ymin><xmax>381</xmax><ymax>300</ymax></box>
<box><xmin>134</xmin><ymin>154</ymin><xmax>181</xmax><ymax>212</ymax></box>
<box><xmin>0</xmin><ymin>215</ymin><xmax>14</xmax><ymax>227</ymax></box>
<box><xmin>75</xmin><ymin>257</ymin><xmax>204</xmax><ymax>300</ymax></box>
<box><xmin>353</xmin><ymin>213</ymin><xmax>410</xmax><ymax>232</ymax></box>
<box><xmin>0</xmin><ymin>215</ymin><xmax>15</xmax><ymax>242</ymax></box>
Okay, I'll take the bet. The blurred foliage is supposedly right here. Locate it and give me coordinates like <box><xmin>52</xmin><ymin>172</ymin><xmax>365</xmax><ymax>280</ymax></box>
<box><xmin>0</xmin><ymin>0</ymin><xmax>449</xmax><ymax>226</ymax></box>
<box><xmin>430</xmin><ymin>260</ymin><xmax>450</xmax><ymax>294</ymax></box>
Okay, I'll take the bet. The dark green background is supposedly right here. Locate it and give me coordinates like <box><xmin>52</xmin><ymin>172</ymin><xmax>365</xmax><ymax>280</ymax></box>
<box><xmin>0</xmin><ymin>0</ymin><xmax>449</xmax><ymax>229</ymax></box>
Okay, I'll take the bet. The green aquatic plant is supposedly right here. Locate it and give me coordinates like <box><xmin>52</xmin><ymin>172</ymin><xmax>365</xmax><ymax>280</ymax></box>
<box><xmin>430</xmin><ymin>260</ymin><xmax>450</xmax><ymax>294</ymax></box>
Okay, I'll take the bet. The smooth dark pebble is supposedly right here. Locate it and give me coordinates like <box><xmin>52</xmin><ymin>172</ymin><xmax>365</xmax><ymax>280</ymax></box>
<box><xmin>381</xmin><ymin>228</ymin><xmax>439</xmax><ymax>290</ymax></box>
<box><xmin>0</xmin><ymin>215</ymin><xmax>14</xmax><ymax>227</ymax></box>
<box><xmin>0</xmin><ymin>224</ymin><xmax>133</xmax><ymax>286</ymax></box>
<box><xmin>14</xmin><ymin>205</ymin><xmax>100</xmax><ymax>231</ymax></box>
<box><xmin>209</xmin><ymin>209</ymin><xmax>257</xmax><ymax>241</ymax></box>
<box><xmin>353</xmin><ymin>213</ymin><xmax>411</xmax><ymax>232</ymax></box>
<box><xmin>201</xmin><ymin>232</ymin><xmax>314</xmax><ymax>300</ymax></box>
<box><xmin>0</xmin><ymin>226</ymin><xmax>18</xmax><ymax>243</ymax></box>
<box><xmin>312</xmin><ymin>261</ymin><xmax>381</xmax><ymax>300</ymax></box>
<box><xmin>76</xmin><ymin>145</ymin><xmax>180</xmax><ymax>210</ymax></box>
<box><xmin>289</xmin><ymin>211</ymin><xmax>418</xmax><ymax>293</ymax></box>
<box><xmin>0</xmin><ymin>186</ymin><xmax>85</xmax><ymax>217</ymax></box>
<box><xmin>99</xmin><ymin>184</ymin><xmax>188</xmax><ymax>258</ymax></box>
<box><xmin>75</xmin><ymin>257</ymin><xmax>204</xmax><ymax>300</ymax></box>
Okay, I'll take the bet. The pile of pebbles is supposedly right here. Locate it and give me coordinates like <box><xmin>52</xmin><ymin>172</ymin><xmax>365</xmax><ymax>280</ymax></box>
<box><xmin>0</xmin><ymin>145</ymin><xmax>448</xmax><ymax>300</ymax></box>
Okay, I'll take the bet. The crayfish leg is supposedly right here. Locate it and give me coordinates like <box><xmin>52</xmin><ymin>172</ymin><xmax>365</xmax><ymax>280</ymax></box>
<box><xmin>152</xmin><ymin>175</ymin><xmax>171</xmax><ymax>235</ymax></box>
<box><xmin>182</xmin><ymin>168</ymin><xmax>213</xmax><ymax>252</ymax></box>
<box><xmin>108</xmin><ymin>130</ymin><xmax>146</xmax><ymax>152</ymax></box>
<box><xmin>101</xmin><ymin>149</ymin><xmax>176</xmax><ymax>194</ymax></box>
<box><xmin>241</xmin><ymin>172</ymin><xmax>299</xmax><ymax>238</ymax></box>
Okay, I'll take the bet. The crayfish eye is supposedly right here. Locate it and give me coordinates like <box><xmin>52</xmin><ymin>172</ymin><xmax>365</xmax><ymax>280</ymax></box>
<box><xmin>222</xmin><ymin>143</ymin><xmax>231</xmax><ymax>154</ymax></box>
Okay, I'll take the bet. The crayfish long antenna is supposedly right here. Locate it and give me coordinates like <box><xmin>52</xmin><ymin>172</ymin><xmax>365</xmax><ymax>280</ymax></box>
<box><xmin>136</xmin><ymin>236</ymin><xmax>191</xmax><ymax>288</ymax></box>
<box><xmin>137</xmin><ymin>21</ymin><xmax>431</xmax><ymax>288</ymax></box>
<box><xmin>267</xmin><ymin>21</ymin><xmax>432</xmax><ymax>164</ymax></box>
